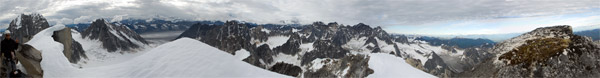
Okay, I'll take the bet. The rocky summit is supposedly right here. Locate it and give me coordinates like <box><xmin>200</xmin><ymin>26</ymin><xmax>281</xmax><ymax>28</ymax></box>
<box><xmin>458</xmin><ymin>25</ymin><xmax>600</xmax><ymax>77</ymax></box>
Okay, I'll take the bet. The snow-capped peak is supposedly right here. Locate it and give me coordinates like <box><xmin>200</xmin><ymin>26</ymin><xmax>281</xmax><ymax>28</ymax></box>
<box><xmin>81</xmin><ymin>19</ymin><xmax>148</xmax><ymax>52</ymax></box>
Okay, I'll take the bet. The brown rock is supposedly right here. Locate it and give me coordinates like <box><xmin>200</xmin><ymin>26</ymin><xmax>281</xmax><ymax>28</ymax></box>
<box><xmin>15</xmin><ymin>44</ymin><xmax>43</xmax><ymax>78</ymax></box>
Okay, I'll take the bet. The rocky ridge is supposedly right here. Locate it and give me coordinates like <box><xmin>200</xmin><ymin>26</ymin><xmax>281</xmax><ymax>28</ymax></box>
<box><xmin>81</xmin><ymin>19</ymin><xmax>149</xmax><ymax>52</ymax></box>
<box><xmin>458</xmin><ymin>25</ymin><xmax>600</xmax><ymax>77</ymax></box>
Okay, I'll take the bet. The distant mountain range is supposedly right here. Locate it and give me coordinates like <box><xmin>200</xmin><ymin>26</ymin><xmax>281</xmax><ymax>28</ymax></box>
<box><xmin>65</xmin><ymin>19</ymin><xmax>225</xmax><ymax>34</ymax></box>
<box><xmin>574</xmin><ymin>29</ymin><xmax>600</xmax><ymax>41</ymax></box>
<box><xmin>412</xmin><ymin>36</ymin><xmax>495</xmax><ymax>48</ymax></box>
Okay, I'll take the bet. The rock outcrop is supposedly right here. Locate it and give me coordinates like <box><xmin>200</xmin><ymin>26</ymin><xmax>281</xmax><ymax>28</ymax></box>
<box><xmin>457</xmin><ymin>25</ymin><xmax>600</xmax><ymax>77</ymax></box>
<box><xmin>14</xmin><ymin>44</ymin><xmax>43</xmax><ymax>78</ymax></box>
<box><xmin>52</xmin><ymin>28</ymin><xmax>87</xmax><ymax>63</ymax></box>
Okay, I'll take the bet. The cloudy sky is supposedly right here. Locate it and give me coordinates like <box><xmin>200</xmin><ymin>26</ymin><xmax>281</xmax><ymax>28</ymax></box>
<box><xmin>0</xmin><ymin>0</ymin><xmax>599</xmax><ymax>35</ymax></box>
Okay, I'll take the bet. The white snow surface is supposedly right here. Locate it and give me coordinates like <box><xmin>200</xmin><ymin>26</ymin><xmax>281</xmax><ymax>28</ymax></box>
<box><xmin>271</xmin><ymin>53</ymin><xmax>302</xmax><ymax>67</ymax></box>
<box><xmin>343</xmin><ymin>37</ymin><xmax>371</xmax><ymax>54</ymax></box>
<box><xmin>261</xmin><ymin>28</ymin><xmax>271</xmax><ymax>34</ymax></box>
<box><xmin>263</xmin><ymin>35</ymin><xmax>290</xmax><ymax>49</ymax></box>
<box><xmin>395</xmin><ymin>38</ymin><xmax>466</xmax><ymax>66</ymax></box>
<box><xmin>26</xmin><ymin>26</ymin><xmax>290</xmax><ymax>77</ymax></box>
<box><xmin>291</xmin><ymin>28</ymin><xmax>300</xmax><ymax>32</ymax></box>
<box><xmin>105</xmin><ymin>22</ymin><xmax>126</xmax><ymax>41</ymax></box>
<box><xmin>234</xmin><ymin>49</ymin><xmax>251</xmax><ymax>60</ymax></box>
<box><xmin>367</xmin><ymin>53</ymin><xmax>436</xmax><ymax>78</ymax></box>
<box><xmin>13</xmin><ymin>15</ymin><xmax>22</xmax><ymax>29</ymax></box>
<box><xmin>375</xmin><ymin>37</ymin><xmax>396</xmax><ymax>54</ymax></box>
<box><xmin>299</xmin><ymin>42</ymin><xmax>315</xmax><ymax>53</ymax></box>
<box><xmin>309</xmin><ymin>58</ymin><xmax>331</xmax><ymax>72</ymax></box>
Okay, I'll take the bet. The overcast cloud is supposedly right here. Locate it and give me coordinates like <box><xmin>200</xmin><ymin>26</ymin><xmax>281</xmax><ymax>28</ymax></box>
<box><xmin>0</xmin><ymin>0</ymin><xmax>598</xmax><ymax>34</ymax></box>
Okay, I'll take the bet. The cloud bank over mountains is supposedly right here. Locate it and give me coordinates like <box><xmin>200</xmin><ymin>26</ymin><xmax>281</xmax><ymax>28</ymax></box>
<box><xmin>0</xmin><ymin>0</ymin><xmax>598</xmax><ymax>34</ymax></box>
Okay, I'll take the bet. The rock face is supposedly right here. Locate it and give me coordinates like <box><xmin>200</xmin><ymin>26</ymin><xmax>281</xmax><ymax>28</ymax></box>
<box><xmin>178</xmin><ymin>21</ymin><xmax>399</xmax><ymax>77</ymax></box>
<box><xmin>458</xmin><ymin>25</ymin><xmax>600</xmax><ymax>77</ymax></box>
<box><xmin>52</xmin><ymin>28</ymin><xmax>87</xmax><ymax>63</ymax></box>
<box><xmin>177</xmin><ymin>21</ymin><xmax>251</xmax><ymax>53</ymax></box>
<box><xmin>14</xmin><ymin>44</ymin><xmax>43</xmax><ymax>78</ymax></box>
<box><xmin>7</xmin><ymin>14</ymin><xmax>50</xmax><ymax>43</ymax></box>
<box><xmin>269</xmin><ymin>62</ymin><xmax>302</xmax><ymax>77</ymax></box>
<box><xmin>81</xmin><ymin>19</ymin><xmax>148</xmax><ymax>52</ymax></box>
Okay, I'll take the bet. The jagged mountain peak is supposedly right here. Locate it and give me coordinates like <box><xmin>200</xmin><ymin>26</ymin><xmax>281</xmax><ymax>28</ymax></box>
<box><xmin>312</xmin><ymin>21</ymin><xmax>326</xmax><ymax>26</ymax></box>
<box><xmin>11</xmin><ymin>13</ymin><xmax>46</xmax><ymax>26</ymax></box>
<box><xmin>7</xmin><ymin>13</ymin><xmax>50</xmax><ymax>43</ymax></box>
<box><xmin>82</xmin><ymin>18</ymin><xmax>148</xmax><ymax>52</ymax></box>
<box><xmin>352</xmin><ymin>23</ymin><xmax>372</xmax><ymax>30</ymax></box>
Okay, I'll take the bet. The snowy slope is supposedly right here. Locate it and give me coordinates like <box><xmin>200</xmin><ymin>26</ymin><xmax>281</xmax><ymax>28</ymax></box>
<box><xmin>367</xmin><ymin>53</ymin><xmax>436</xmax><ymax>78</ymax></box>
<box><xmin>256</xmin><ymin>35</ymin><xmax>291</xmax><ymax>49</ymax></box>
<box><xmin>26</xmin><ymin>25</ymin><xmax>290</xmax><ymax>77</ymax></box>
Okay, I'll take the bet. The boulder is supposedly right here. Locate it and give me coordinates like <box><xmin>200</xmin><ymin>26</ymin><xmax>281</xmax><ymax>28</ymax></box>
<box><xmin>14</xmin><ymin>44</ymin><xmax>43</xmax><ymax>78</ymax></box>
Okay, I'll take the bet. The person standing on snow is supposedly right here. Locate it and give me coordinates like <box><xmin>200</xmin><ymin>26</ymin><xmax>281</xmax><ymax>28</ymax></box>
<box><xmin>1</xmin><ymin>32</ymin><xmax>19</xmax><ymax>76</ymax></box>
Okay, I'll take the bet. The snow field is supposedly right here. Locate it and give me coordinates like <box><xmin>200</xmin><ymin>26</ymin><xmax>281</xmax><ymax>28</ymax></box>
<box><xmin>27</xmin><ymin>25</ymin><xmax>290</xmax><ymax>77</ymax></box>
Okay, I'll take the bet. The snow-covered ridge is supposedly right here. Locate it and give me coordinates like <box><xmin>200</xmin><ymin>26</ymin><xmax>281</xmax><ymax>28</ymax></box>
<box><xmin>367</xmin><ymin>53</ymin><xmax>436</xmax><ymax>78</ymax></box>
<box><xmin>26</xmin><ymin>25</ymin><xmax>290</xmax><ymax>77</ymax></box>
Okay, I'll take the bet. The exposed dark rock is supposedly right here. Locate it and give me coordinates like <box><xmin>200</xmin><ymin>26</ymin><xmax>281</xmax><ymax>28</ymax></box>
<box><xmin>303</xmin><ymin>54</ymin><xmax>373</xmax><ymax>78</ymax></box>
<box><xmin>303</xmin><ymin>67</ymin><xmax>337</xmax><ymax>78</ymax></box>
<box><xmin>301</xmin><ymin>40</ymin><xmax>349</xmax><ymax>65</ymax></box>
<box><xmin>391</xmin><ymin>34</ymin><xmax>409</xmax><ymax>44</ymax></box>
<box><xmin>7</xmin><ymin>13</ymin><xmax>50</xmax><ymax>43</ymax></box>
<box><xmin>14</xmin><ymin>44</ymin><xmax>43</xmax><ymax>78</ymax></box>
<box><xmin>423</xmin><ymin>52</ymin><xmax>452</xmax><ymax>77</ymax></box>
<box><xmin>272</xmin><ymin>34</ymin><xmax>301</xmax><ymax>55</ymax></box>
<box><xmin>246</xmin><ymin>44</ymin><xmax>275</xmax><ymax>68</ymax></box>
<box><xmin>52</xmin><ymin>28</ymin><xmax>87</xmax><ymax>63</ymax></box>
<box><xmin>177</xmin><ymin>21</ymin><xmax>251</xmax><ymax>54</ymax></box>
<box><xmin>82</xmin><ymin>19</ymin><xmax>148</xmax><ymax>52</ymax></box>
<box><xmin>268</xmin><ymin>62</ymin><xmax>302</xmax><ymax>77</ymax></box>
